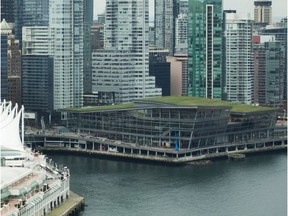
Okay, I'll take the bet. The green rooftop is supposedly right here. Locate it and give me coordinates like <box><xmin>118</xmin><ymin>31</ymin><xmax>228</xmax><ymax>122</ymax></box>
<box><xmin>63</xmin><ymin>103</ymin><xmax>135</xmax><ymax>112</ymax></box>
<box><xmin>62</xmin><ymin>96</ymin><xmax>278</xmax><ymax>113</ymax></box>
<box><xmin>139</xmin><ymin>96</ymin><xmax>277</xmax><ymax>113</ymax></box>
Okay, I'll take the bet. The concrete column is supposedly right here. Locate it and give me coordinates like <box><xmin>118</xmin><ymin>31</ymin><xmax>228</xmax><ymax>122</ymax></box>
<box><xmin>155</xmin><ymin>151</ymin><xmax>157</xmax><ymax>156</ymax></box>
<box><xmin>147</xmin><ymin>150</ymin><xmax>149</xmax><ymax>155</ymax></box>
<box><xmin>100</xmin><ymin>143</ymin><xmax>102</xmax><ymax>151</ymax></box>
<box><xmin>139</xmin><ymin>150</ymin><xmax>141</xmax><ymax>154</ymax></box>
<box><xmin>131</xmin><ymin>149</ymin><xmax>133</xmax><ymax>154</ymax></box>
<box><xmin>92</xmin><ymin>142</ymin><xmax>95</xmax><ymax>150</ymax></box>
<box><xmin>123</xmin><ymin>148</ymin><xmax>125</xmax><ymax>153</ymax></box>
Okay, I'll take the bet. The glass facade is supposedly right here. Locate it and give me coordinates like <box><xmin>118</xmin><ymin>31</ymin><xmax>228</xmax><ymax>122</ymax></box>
<box><xmin>22</xmin><ymin>56</ymin><xmax>54</xmax><ymax>112</ymax></box>
<box><xmin>65</xmin><ymin>101</ymin><xmax>279</xmax><ymax>152</ymax></box>
<box><xmin>14</xmin><ymin>0</ymin><xmax>49</xmax><ymax>45</ymax></box>
<box><xmin>254</xmin><ymin>39</ymin><xmax>286</xmax><ymax>106</ymax></box>
<box><xmin>83</xmin><ymin>0</ymin><xmax>94</xmax><ymax>93</ymax></box>
<box><xmin>187</xmin><ymin>0</ymin><xmax>222</xmax><ymax>99</ymax></box>
<box><xmin>1</xmin><ymin>34</ymin><xmax>8</xmax><ymax>100</ymax></box>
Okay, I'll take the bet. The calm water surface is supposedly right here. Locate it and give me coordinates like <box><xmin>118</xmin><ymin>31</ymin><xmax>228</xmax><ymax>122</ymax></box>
<box><xmin>49</xmin><ymin>152</ymin><xmax>287</xmax><ymax>216</ymax></box>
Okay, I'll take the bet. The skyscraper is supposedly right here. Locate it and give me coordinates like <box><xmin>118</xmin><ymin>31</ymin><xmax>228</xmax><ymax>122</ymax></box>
<box><xmin>175</xmin><ymin>13</ymin><xmax>188</xmax><ymax>54</ymax></box>
<box><xmin>92</xmin><ymin>0</ymin><xmax>161</xmax><ymax>104</ymax></box>
<box><xmin>1</xmin><ymin>0</ymin><xmax>15</xmax><ymax>23</ymax></box>
<box><xmin>83</xmin><ymin>0</ymin><xmax>94</xmax><ymax>94</ymax></box>
<box><xmin>0</xmin><ymin>20</ymin><xmax>10</xmax><ymax>101</ymax></box>
<box><xmin>224</xmin><ymin>12</ymin><xmax>253</xmax><ymax>104</ymax></box>
<box><xmin>49</xmin><ymin>0</ymin><xmax>84</xmax><ymax>109</ymax></box>
<box><xmin>8</xmin><ymin>35</ymin><xmax>22</xmax><ymax>106</ymax></box>
<box><xmin>253</xmin><ymin>36</ymin><xmax>286</xmax><ymax>105</ymax></box>
<box><xmin>187</xmin><ymin>0</ymin><xmax>223</xmax><ymax>99</ymax></box>
<box><xmin>149</xmin><ymin>48</ymin><xmax>171</xmax><ymax>96</ymax></box>
<box><xmin>259</xmin><ymin>19</ymin><xmax>287</xmax><ymax>104</ymax></box>
<box><xmin>14</xmin><ymin>0</ymin><xmax>49</xmax><ymax>45</ymax></box>
<box><xmin>254</xmin><ymin>0</ymin><xmax>272</xmax><ymax>25</ymax></box>
<box><xmin>22</xmin><ymin>26</ymin><xmax>54</xmax><ymax>113</ymax></box>
<box><xmin>154</xmin><ymin>0</ymin><xmax>174</xmax><ymax>54</ymax></box>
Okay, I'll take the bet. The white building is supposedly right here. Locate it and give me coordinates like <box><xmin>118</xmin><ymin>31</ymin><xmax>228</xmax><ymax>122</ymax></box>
<box><xmin>175</xmin><ymin>13</ymin><xmax>188</xmax><ymax>54</ymax></box>
<box><xmin>92</xmin><ymin>0</ymin><xmax>161</xmax><ymax>104</ymax></box>
<box><xmin>254</xmin><ymin>0</ymin><xmax>272</xmax><ymax>24</ymax></box>
<box><xmin>49</xmin><ymin>0</ymin><xmax>84</xmax><ymax>109</ymax></box>
<box><xmin>225</xmin><ymin>12</ymin><xmax>253</xmax><ymax>104</ymax></box>
<box><xmin>22</xmin><ymin>27</ymin><xmax>49</xmax><ymax>55</ymax></box>
<box><xmin>154</xmin><ymin>0</ymin><xmax>174</xmax><ymax>55</ymax></box>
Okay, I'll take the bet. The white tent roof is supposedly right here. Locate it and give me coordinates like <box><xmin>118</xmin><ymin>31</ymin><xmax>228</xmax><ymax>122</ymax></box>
<box><xmin>0</xmin><ymin>101</ymin><xmax>25</xmax><ymax>152</ymax></box>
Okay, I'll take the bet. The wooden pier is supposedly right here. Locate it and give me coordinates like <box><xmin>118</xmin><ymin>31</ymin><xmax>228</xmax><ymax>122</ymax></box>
<box><xmin>49</xmin><ymin>191</ymin><xmax>85</xmax><ymax>216</ymax></box>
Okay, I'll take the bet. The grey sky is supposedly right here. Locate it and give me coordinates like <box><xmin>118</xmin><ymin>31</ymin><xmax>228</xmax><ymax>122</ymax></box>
<box><xmin>93</xmin><ymin>0</ymin><xmax>287</xmax><ymax>21</ymax></box>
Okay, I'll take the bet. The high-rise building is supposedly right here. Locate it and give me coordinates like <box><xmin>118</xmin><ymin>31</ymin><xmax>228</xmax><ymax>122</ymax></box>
<box><xmin>149</xmin><ymin>48</ymin><xmax>171</xmax><ymax>96</ymax></box>
<box><xmin>48</xmin><ymin>0</ymin><xmax>84</xmax><ymax>109</ymax></box>
<box><xmin>91</xmin><ymin>24</ymin><xmax>104</xmax><ymax>50</ymax></box>
<box><xmin>177</xmin><ymin>0</ymin><xmax>188</xmax><ymax>14</ymax></box>
<box><xmin>259</xmin><ymin>19</ymin><xmax>287</xmax><ymax>104</ymax></box>
<box><xmin>83</xmin><ymin>0</ymin><xmax>94</xmax><ymax>94</ymax></box>
<box><xmin>1</xmin><ymin>0</ymin><xmax>15</xmax><ymax>23</ymax></box>
<box><xmin>92</xmin><ymin>0</ymin><xmax>161</xmax><ymax>104</ymax></box>
<box><xmin>14</xmin><ymin>0</ymin><xmax>49</xmax><ymax>45</ymax></box>
<box><xmin>0</xmin><ymin>20</ymin><xmax>10</xmax><ymax>101</ymax></box>
<box><xmin>187</xmin><ymin>0</ymin><xmax>223</xmax><ymax>99</ymax></box>
<box><xmin>97</xmin><ymin>13</ymin><xmax>105</xmax><ymax>24</ymax></box>
<box><xmin>8</xmin><ymin>35</ymin><xmax>22</xmax><ymax>105</ymax></box>
<box><xmin>149</xmin><ymin>26</ymin><xmax>155</xmax><ymax>46</ymax></box>
<box><xmin>154</xmin><ymin>0</ymin><xmax>174</xmax><ymax>54</ymax></box>
<box><xmin>22</xmin><ymin>26</ymin><xmax>54</xmax><ymax>113</ymax></box>
<box><xmin>167</xmin><ymin>54</ymin><xmax>188</xmax><ymax>96</ymax></box>
<box><xmin>224</xmin><ymin>12</ymin><xmax>253</xmax><ymax>104</ymax></box>
<box><xmin>222</xmin><ymin>10</ymin><xmax>237</xmax><ymax>101</ymax></box>
<box><xmin>175</xmin><ymin>13</ymin><xmax>188</xmax><ymax>54</ymax></box>
<box><xmin>253</xmin><ymin>35</ymin><xmax>286</xmax><ymax>105</ymax></box>
<box><xmin>254</xmin><ymin>0</ymin><xmax>272</xmax><ymax>25</ymax></box>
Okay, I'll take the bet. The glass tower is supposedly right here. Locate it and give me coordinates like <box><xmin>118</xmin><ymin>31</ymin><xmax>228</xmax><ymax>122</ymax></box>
<box><xmin>187</xmin><ymin>0</ymin><xmax>222</xmax><ymax>99</ymax></box>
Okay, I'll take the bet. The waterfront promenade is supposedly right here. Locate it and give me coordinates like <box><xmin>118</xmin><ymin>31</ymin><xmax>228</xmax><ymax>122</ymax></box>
<box><xmin>49</xmin><ymin>191</ymin><xmax>84</xmax><ymax>216</ymax></box>
<box><xmin>25</xmin><ymin>127</ymin><xmax>287</xmax><ymax>164</ymax></box>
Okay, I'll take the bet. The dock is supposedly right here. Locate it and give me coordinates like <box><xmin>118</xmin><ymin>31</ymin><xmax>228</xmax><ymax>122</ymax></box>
<box><xmin>228</xmin><ymin>153</ymin><xmax>246</xmax><ymax>161</ymax></box>
<box><xmin>49</xmin><ymin>191</ymin><xmax>85</xmax><ymax>216</ymax></box>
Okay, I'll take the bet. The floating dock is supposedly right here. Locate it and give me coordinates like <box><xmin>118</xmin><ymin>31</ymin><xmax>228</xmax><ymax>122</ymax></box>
<box><xmin>228</xmin><ymin>153</ymin><xmax>246</xmax><ymax>161</ymax></box>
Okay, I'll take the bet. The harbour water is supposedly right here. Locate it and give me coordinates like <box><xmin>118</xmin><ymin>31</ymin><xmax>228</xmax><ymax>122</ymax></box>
<box><xmin>49</xmin><ymin>152</ymin><xmax>287</xmax><ymax>216</ymax></box>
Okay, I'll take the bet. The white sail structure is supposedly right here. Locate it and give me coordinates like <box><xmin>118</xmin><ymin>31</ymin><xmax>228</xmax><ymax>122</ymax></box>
<box><xmin>0</xmin><ymin>101</ymin><xmax>25</xmax><ymax>152</ymax></box>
